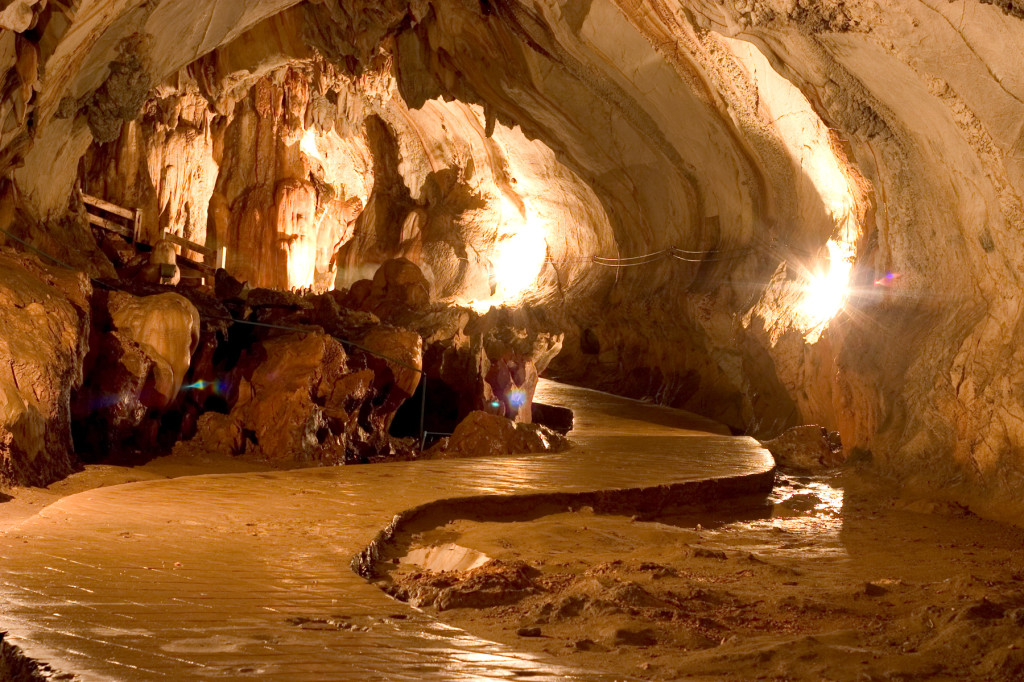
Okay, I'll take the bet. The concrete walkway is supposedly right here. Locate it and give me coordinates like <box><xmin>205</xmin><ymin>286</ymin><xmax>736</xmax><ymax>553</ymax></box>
<box><xmin>0</xmin><ymin>380</ymin><xmax>774</xmax><ymax>681</ymax></box>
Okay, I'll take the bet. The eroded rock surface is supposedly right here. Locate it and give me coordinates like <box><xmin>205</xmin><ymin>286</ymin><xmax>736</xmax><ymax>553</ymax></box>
<box><xmin>71</xmin><ymin>290</ymin><xmax>202</xmax><ymax>458</ymax></box>
<box><xmin>426</xmin><ymin>411</ymin><xmax>569</xmax><ymax>459</ymax></box>
<box><xmin>178</xmin><ymin>295</ymin><xmax>424</xmax><ymax>465</ymax></box>
<box><xmin>0</xmin><ymin>251</ymin><xmax>90</xmax><ymax>487</ymax></box>
<box><xmin>110</xmin><ymin>292</ymin><xmax>200</xmax><ymax>408</ymax></box>
<box><xmin>761</xmin><ymin>425</ymin><xmax>844</xmax><ymax>470</ymax></box>
<box><xmin>230</xmin><ymin>331</ymin><xmax>351</xmax><ymax>463</ymax></box>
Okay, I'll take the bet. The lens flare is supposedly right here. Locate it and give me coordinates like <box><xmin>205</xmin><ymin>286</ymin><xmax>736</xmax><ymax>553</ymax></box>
<box><xmin>874</xmin><ymin>272</ymin><xmax>901</xmax><ymax>286</ymax></box>
<box><xmin>508</xmin><ymin>390</ymin><xmax>527</xmax><ymax>409</ymax></box>
<box><xmin>89</xmin><ymin>394</ymin><xmax>123</xmax><ymax>410</ymax></box>
<box><xmin>798</xmin><ymin>240</ymin><xmax>853</xmax><ymax>343</ymax></box>
<box><xmin>182</xmin><ymin>379</ymin><xmax>230</xmax><ymax>395</ymax></box>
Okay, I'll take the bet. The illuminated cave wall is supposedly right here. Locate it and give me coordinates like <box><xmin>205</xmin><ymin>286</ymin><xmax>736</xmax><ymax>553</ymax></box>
<box><xmin>2</xmin><ymin>0</ymin><xmax>1024</xmax><ymax>520</ymax></box>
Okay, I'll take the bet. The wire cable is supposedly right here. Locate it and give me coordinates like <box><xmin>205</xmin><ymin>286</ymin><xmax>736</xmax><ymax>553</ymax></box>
<box><xmin>590</xmin><ymin>254</ymin><xmax>670</xmax><ymax>268</ymax></box>
<box><xmin>669</xmin><ymin>247</ymin><xmax>759</xmax><ymax>263</ymax></box>
<box><xmin>592</xmin><ymin>248</ymin><xmax>672</xmax><ymax>262</ymax></box>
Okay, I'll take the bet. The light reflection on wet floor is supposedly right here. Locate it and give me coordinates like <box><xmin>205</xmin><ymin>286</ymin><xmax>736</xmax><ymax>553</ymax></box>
<box><xmin>651</xmin><ymin>472</ymin><xmax>849</xmax><ymax>564</ymax></box>
<box><xmin>0</xmin><ymin>380</ymin><xmax>773</xmax><ymax>680</ymax></box>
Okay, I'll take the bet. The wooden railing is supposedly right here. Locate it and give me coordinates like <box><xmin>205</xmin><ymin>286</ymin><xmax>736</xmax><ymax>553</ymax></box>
<box><xmin>82</xmin><ymin>193</ymin><xmax>140</xmax><ymax>243</ymax></box>
<box><xmin>82</xmin><ymin>192</ymin><xmax>227</xmax><ymax>274</ymax></box>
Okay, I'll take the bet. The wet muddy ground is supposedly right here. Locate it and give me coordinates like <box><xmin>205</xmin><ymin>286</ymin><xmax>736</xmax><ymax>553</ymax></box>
<box><xmin>375</xmin><ymin>469</ymin><xmax>1024</xmax><ymax>681</ymax></box>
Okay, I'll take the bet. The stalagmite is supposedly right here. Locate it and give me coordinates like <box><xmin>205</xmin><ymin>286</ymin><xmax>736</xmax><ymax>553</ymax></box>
<box><xmin>111</xmin><ymin>293</ymin><xmax>200</xmax><ymax>408</ymax></box>
<box><xmin>137</xmin><ymin>239</ymin><xmax>181</xmax><ymax>285</ymax></box>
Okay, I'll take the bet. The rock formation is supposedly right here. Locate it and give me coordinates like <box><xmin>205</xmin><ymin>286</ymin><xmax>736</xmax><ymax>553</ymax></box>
<box><xmin>70</xmin><ymin>289</ymin><xmax>201</xmax><ymax>459</ymax></box>
<box><xmin>760</xmin><ymin>424</ymin><xmax>844</xmax><ymax>470</ymax></box>
<box><xmin>137</xmin><ymin>240</ymin><xmax>182</xmax><ymax>286</ymax></box>
<box><xmin>0</xmin><ymin>250</ymin><xmax>90</xmax><ymax>486</ymax></box>
<box><xmin>109</xmin><ymin>292</ymin><xmax>200</xmax><ymax>408</ymax></box>
<box><xmin>425</xmin><ymin>411</ymin><xmax>569</xmax><ymax>460</ymax></box>
<box><xmin>0</xmin><ymin>1</ymin><xmax>1022</xmax><ymax>520</ymax></box>
<box><xmin>339</xmin><ymin>259</ymin><xmax>565</xmax><ymax>433</ymax></box>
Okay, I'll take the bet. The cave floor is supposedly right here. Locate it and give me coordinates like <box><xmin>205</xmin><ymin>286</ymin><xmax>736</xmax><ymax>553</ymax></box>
<box><xmin>378</xmin><ymin>471</ymin><xmax>1024</xmax><ymax>681</ymax></box>
<box><xmin>0</xmin><ymin>380</ymin><xmax>773</xmax><ymax>681</ymax></box>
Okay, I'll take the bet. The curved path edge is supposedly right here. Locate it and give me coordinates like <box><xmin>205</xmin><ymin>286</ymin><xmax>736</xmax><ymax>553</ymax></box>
<box><xmin>0</xmin><ymin>380</ymin><xmax>776</xmax><ymax>681</ymax></box>
<box><xmin>352</xmin><ymin>467</ymin><xmax>776</xmax><ymax>578</ymax></box>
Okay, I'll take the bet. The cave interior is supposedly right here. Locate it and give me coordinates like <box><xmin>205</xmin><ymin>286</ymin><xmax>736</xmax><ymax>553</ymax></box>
<box><xmin>2</xmin><ymin>0</ymin><xmax>1024</xmax><ymax>679</ymax></box>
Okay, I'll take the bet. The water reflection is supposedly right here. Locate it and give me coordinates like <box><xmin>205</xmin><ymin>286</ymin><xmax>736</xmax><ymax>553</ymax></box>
<box><xmin>652</xmin><ymin>472</ymin><xmax>849</xmax><ymax>564</ymax></box>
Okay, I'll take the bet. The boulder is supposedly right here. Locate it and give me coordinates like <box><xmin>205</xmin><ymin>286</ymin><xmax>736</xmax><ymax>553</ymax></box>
<box><xmin>222</xmin><ymin>329</ymin><xmax>417</xmax><ymax>464</ymax></box>
<box><xmin>110</xmin><ymin>292</ymin><xmax>201</xmax><ymax>408</ymax></box>
<box><xmin>426</xmin><ymin>411</ymin><xmax>569</xmax><ymax>459</ymax></box>
<box><xmin>70</xmin><ymin>330</ymin><xmax>154</xmax><ymax>457</ymax></box>
<box><xmin>343</xmin><ymin>278</ymin><xmax>374</xmax><ymax>310</ymax></box>
<box><xmin>760</xmin><ymin>425</ymin><xmax>844</xmax><ymax>470</ymax></box>
<box><xmin>531</xmin><ymin>402</ymin><xmax>574</xmax><ymax>435</ymax></box>
<box><xmin>184</xmin><ymin>412</ymin><xmax>244</xmax><ymax>456</ymax></box>
<box><xmin>0</xmin><ymin>250</ymin><xmax>91</xmax><ymax>487</ymax></box>
<box><xmin>72</xmin><ymin>290</ymin><xmax>202</xmax><ymax>458</ymax></box>
<box><xmin>342</xmin><ymin>257</ymin><xmax>431</xmax><ymax>318</ymax></box>
<box><xmin>231</xmin><ymin>331</ymin><xmax>346</xmax><ymax>462</ymax></box>
<box><xmin>370</xmin><ymin>257</ymin><xmax>430</xmax><ymax>311</ymax></box>
<box><xmin>355</xmin><ymin>327</ymin><xmax>423</xmax><ymax>432</ymax></box>
<box><xmin>88</xmin><ymin>280</ymin><xmax>235</xmax><ymax>444</ymax></box>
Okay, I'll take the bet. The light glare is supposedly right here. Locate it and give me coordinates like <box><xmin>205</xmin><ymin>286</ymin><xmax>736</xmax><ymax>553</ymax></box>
<box><xmin>798</xmin><ymin>240</ymin><xmax>853</xmax><ymax>342</ymax></box>
<box><xmin>492</xmin><ymin>197</ymin><xmax>546</xmax><ymax>300</ymax></box>
<box><xmin>466</xmin><ymin>196</ymin><xmax>547</xmax><ymax>311</ymax></box>
<box><xmin>300</xmin><ymin>128</ymin><xmax>324</xmax><ymax>163</ymax></box>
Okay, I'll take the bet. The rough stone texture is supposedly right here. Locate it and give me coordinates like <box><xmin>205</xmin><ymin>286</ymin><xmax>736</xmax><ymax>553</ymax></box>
<box><xmin>398</xmin><ymin>303</ymin><xmax>565</xmax><ymax>432</ymax></box>
<box><xmin>109</xmin><ymin>292</ymin><xmax>200</xmax><ymax>409</ymax></box>
<box><xmin>70</xmin><ymin>329</ymin><xmax>154</xmax><ymax>459</ymax></box>
<box><xmin>84</xmin><ymin>39</ymin><xmax>152</xmax><ymax>144</ymax></box>
<box><xmin>390</xmin><ymin>560</ymin><xmax>542</xmax><ymax>612</ymax></box>
<box><xmin>231</xmin><ymin>331</ymin><xmax>349</xmax><ymax>463</ymax></box>
<box><xmin>0</xmin><ymin>0</ymin><xmax>1023</xmax><ymax>519</ymax></box>
<box><xmin>426</xmin><ymin>411</ymin><xmax>569</xmax><ymax>459</ymax></box>
<box><xmin>0</xmin><ymin>631</ymin><xmax>45</xmax><ymax>682</ymax></box>
<box><xmin>71</xmin><ymin>289</ymin><xmax>202</xmax><ymax>458</ymax></box>
<box><xmin>365</xmin><ymin>257</ymin><xmax>432</xmax><ymax>317</ymax></box>
<box><xmin>760</xmin><ymin>424</ymin><xmax>844</xmax><ymax>470</ymax></box>
<box><xmin>355</xmin><ymin>327</ymin><xmax>424</xmax><ymax>433</ymax></box>
<box><xmin>337</xmin><ymin>259</ymin><xmax>564</xmax><ymax>432</ymax></box>
<box><xmin>0</xmin><ymin>250</ymin><xmax>91</xmax><ymax>487</ymax></box>
<box><xmin>210</xmin><ymin>325</ymin><xmax>418</xmax><ymax>465</ymax></box>
<box><xmin>183</xmin><ymin>411</ymin><xmax>244</xmax><ymax>456</ymax></box>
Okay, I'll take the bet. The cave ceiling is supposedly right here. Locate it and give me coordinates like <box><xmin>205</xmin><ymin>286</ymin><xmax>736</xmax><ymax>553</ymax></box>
<box><xmin>2</xmin><ymin>0</ymin><xmax>1024</xmax><ymax>520</ymax></box>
